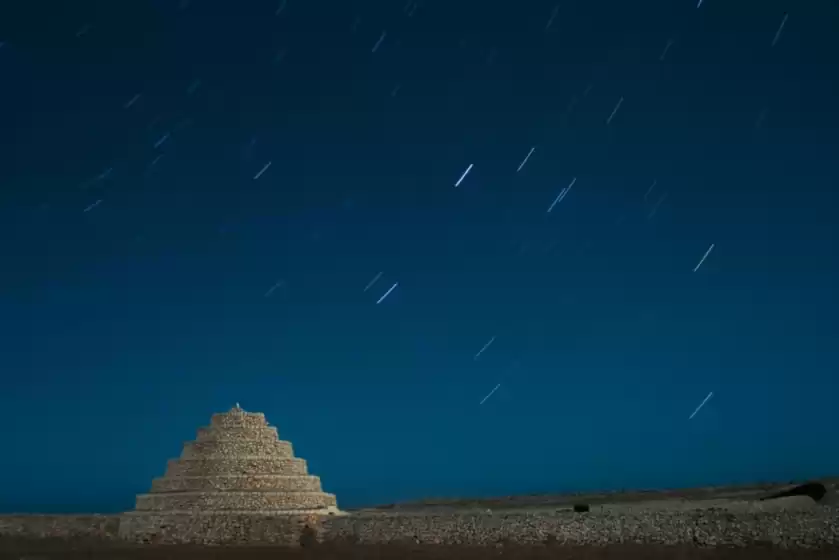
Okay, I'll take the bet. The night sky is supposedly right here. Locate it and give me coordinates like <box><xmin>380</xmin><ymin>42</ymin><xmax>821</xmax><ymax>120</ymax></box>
<box><xmin>1</xmin><ymin>0</ymin><xmax>838</xmax><ymax>514</ymax></box>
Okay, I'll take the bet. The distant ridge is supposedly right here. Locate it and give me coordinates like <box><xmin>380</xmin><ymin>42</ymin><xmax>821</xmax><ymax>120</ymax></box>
<box><xmin>361</xmin><ymin>477</ymin><xmax>839</xmax><ymax>511</ymax></box>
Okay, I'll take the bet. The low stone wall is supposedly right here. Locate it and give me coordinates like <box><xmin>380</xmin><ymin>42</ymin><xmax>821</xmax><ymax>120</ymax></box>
<box><xmin>0</xmin><ymin>515</ymin><xmax>120</xmax><ymax>541</ymax></box>
<box><xmin>1</xmin><ymin>506</ymin><xmax>837</xmax><ymax>548</ymax></box>
<box><xmin>119</xmin><ymin>512</ymin><xmax>326</xmax><ymax>545</ymax></box>
<box><xmin>321</xmin><ymin>507</ymin><xmax>839</xmax><ymax>549</ymax></box>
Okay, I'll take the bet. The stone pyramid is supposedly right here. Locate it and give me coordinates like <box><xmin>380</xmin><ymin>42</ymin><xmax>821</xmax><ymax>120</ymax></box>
<box><xmin>120</xmin><ymin>406</ymin><xmax>341</xmax><ymax>544</ymax></box>
<box><xmin>129</xmin><ymin>405</ymin><xmax>339</xmax><ymax>516</ymax></box>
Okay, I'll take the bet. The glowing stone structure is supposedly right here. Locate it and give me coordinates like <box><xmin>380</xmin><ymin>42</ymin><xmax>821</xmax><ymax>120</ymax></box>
<box><xmin>120</xmin><ymin>406</ymin><xmax>341</xmax><ymax>544</ymax></box>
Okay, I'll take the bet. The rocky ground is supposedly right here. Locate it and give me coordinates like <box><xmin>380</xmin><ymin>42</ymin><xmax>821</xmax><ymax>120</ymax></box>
<box><xmin>2</xmin><ymin>538</ymin><xmax>839</xmax><ymax>560</ymax></box>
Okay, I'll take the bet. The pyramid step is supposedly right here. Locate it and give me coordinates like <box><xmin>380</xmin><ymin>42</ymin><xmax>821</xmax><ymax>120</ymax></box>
<box><xmin>181</xmin><ymin>439</ymin><xmax>294</xmax><ymax>459</ymax></box>
<box><xmin>151</xmin><ymin>474</ymin><xmax>324</xmax><ymax>493</ymax></box>
<box><xmin>196</xmin><ymin>426</ymin><xmax>279</xmax><ymax>442</ymax></box>
<box><xmin>164</xmin><ymin>457</ymin><xmax>308</xmax><ymax>477</ymax></box>
<box><xmin>135</xmin><ymin>491</ymin><xmax>337</xmax><ymax>512</ymax></box>
<box><xmin>210</xmin><ymin>411</ymin><xmax>267</xmax><ymax>429</ymax></box>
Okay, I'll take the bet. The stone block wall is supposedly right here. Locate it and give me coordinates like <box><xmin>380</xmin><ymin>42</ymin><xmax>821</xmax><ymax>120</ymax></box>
<box><xmin>320</xmin><ymin>507</ymin><xmax>839</xmax><ymax>549</ymax></box>
<box><xmin>118</xmin><ymin>512</ymin><xmax>327</xmax><ymax>545</ymax></box>
<box><xmin>0</xmin><ymin>515</ymin><xmax>121</xmax><ymax>541</ymax></box>
<box><xmin>1</xmin><ymin>507</ymin><xmax>838</xmax><ymax>547</ymax></box>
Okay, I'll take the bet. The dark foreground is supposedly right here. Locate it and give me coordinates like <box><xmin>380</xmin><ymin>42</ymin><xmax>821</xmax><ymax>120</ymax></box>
<box><xmin>2</xmin><ymin>539</ymin><xmax>838</xmax><ymax>560</ymax></box>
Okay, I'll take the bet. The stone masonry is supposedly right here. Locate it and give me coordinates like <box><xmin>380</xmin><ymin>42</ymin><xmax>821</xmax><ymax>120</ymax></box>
<box><xmin>321</xmin><ymin>506</ymin><xmax>839</xmax><ymax>549</ymax></box>
<box><xmin>3</xmin><ymin>507</ymin><xmax>839</xmax><ymax>548</ymax></box>
<box><xmin>119</xmin><ymin>405</ymin><xmax>342</xmax><ymax>544</ymax></box>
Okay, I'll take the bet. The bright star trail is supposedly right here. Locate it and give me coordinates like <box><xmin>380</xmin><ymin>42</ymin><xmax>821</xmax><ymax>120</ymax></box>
<box><xmin>473</xmin><ymin>336</ymin><xmax>497</xmax><ymax>360</ymax></box>
<box><xmin>693</xmin><ymin>243</ymin><xmax>715</xmax><ymax>272</ymax></box>
<box><xmin>606</xmin><ymin>97</ymin><xmax>624</xmax><ymax>125</ymax></box>
<box><xmin>454</xmin><ymin>163</ymin><xmax>473</xmax><ymax>187</ymax></box>
<box><xmin>479</xmin><ymin>383</ymin><xmax>501</xmax><ymax>405</ymax></box>
<box><xmin>253</xmin><ymin>161</ymin><xmax>272</xmax><ymax>180</ymax></box>
<box><xmin>83</xmin><ymin>199</ymin><xmax>103</xmax><ymax>213</ymax></box>
<box><xmin>547</xmin><ymin>177</ymin><xmax>576</xmax><ymax>213</ymax></box>
<box><xmin>689</xmin><ymin>391</ymin><xmax>714</xmax><ymax>420</ymax></box>
<box><xmin>376</xmin><ymin>282</ymin><xmax>398</xmax><ymax>304</ymax></box>
<box><xmin>516</xmin><ymin>147</ymin><xmax>536</xmax><ymax>173</ymax></box>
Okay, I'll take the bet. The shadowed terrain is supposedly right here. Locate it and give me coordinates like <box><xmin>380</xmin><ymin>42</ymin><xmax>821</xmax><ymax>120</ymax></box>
<box><xmin>761</xmin><ymin>483</ymin><xmax>827</xmax><ymax>503</ymax></box>
<box><xmin>2</xmin><ymin>538</ymin><xmax>838</xmax><ymax>560</ymax></box>
<box><xmin>355</xmin><ymin>478</ymin><xmax>839</xmax><ymax>514</ymax></box>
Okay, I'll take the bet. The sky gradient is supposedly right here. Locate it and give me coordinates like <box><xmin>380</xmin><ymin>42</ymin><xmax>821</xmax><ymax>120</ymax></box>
<box><xmin>1</xmin><ymin>0</ymin><xmax>837</xmax><ymax>514</ymax></box>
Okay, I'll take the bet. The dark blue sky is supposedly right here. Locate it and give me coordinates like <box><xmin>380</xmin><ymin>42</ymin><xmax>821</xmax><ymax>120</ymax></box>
<box><xmin>1</xmin><ymin>0</ymin><xmax>837</xmax><ymax>514</ymax></box>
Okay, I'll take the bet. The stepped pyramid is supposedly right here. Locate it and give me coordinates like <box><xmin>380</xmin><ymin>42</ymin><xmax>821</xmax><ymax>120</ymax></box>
<box><xmin>120</xmin><ymin>405</ymin><xmax>342</xmax><ymax>544</ymax></box>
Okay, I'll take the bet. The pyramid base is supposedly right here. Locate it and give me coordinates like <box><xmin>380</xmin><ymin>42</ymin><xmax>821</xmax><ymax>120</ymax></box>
<box><xmin>119</xmin><ymin>509</ymin><xmax>343</xmax><ymax>546</ymax></box>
